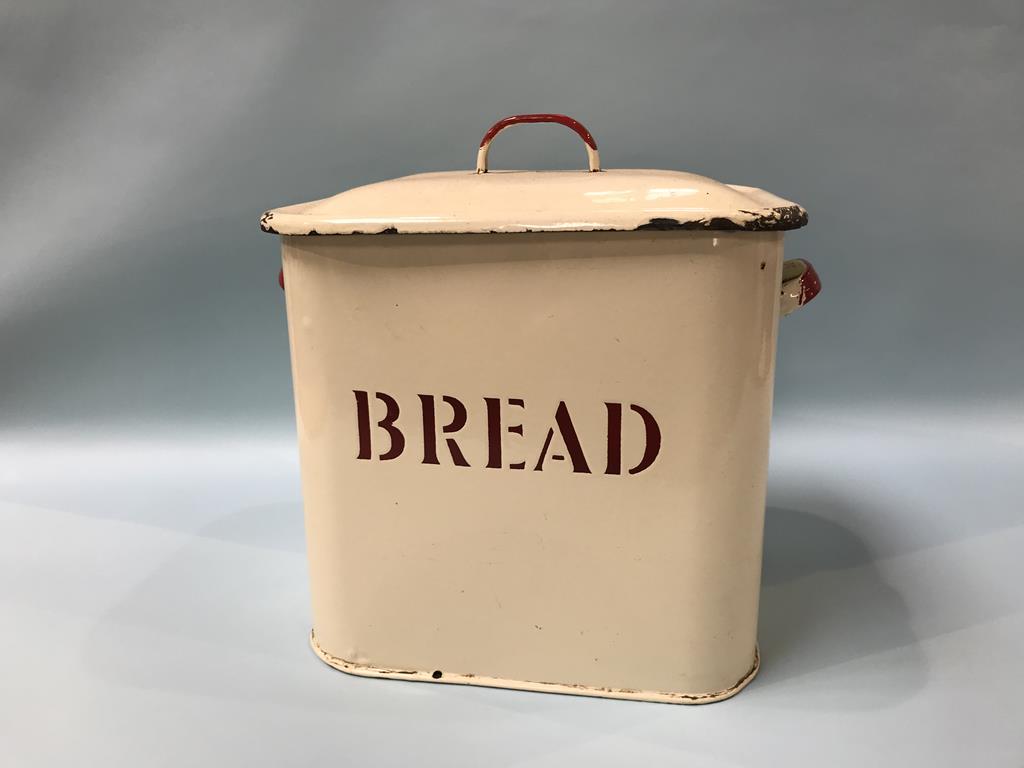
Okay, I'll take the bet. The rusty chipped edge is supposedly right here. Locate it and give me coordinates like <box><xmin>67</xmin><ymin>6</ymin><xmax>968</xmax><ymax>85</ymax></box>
<box><xmin>259</xmin><ymin>206</ymin><xmax>807</xmax><ymax>237</ymax></box>
<box><xmin>309</xmin><ymin>629</ymin><xmax>760</xmax><ymax>705</ymax></box>
<box><xmin>634</xmin><ymin>205</ymin><xmax>807</xmax><ymax>232</ymax></box>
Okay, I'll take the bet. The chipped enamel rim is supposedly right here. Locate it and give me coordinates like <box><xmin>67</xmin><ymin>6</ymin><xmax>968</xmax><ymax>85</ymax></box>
<box><xmin>260</xmin><ymin>170</ymin><xmax>807</xmax><ymax>236</ymax></box>
<box><xmin>310</xmin><ymin>630</ymin><xmax>761</xmax><ymax>705</ymax></box>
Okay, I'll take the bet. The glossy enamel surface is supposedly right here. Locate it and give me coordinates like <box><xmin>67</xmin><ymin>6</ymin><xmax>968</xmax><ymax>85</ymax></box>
<box><xmin>281</xmin><ymin>230</ymin><xmax>786</xmax><ymax>703</ymax></box>
<box><xmin>260</xmin><ymin>169</ymin><xmax>807</xmax><ymax>236</ymax></box>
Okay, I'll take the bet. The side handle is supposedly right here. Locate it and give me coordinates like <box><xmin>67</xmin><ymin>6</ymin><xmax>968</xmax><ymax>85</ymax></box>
<box><xmin>779</xmin><ymin>259</ymin><xmax>821</xmax><ymax>317</ymax></box>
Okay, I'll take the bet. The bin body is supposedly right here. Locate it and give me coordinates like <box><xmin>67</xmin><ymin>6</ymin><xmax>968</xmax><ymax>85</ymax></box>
<box><xmin>281</xmin><ymin>229</ymin><xmax>784</xmax><ymax>703</ymax></box>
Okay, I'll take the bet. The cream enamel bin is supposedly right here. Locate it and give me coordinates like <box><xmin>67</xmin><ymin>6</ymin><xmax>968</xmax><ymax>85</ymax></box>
<box><xmin>261</xmin><ymin>114</ymin><xmax>820</xmax><ymax>704</ymax></box>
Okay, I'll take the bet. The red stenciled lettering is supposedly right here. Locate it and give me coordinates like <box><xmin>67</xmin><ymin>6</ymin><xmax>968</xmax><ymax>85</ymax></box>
<box><xmin>354</xmin><ymin>390</ymin><xmax>405</xmax><ymax>460</ymax></box>
<box><xmin>627</xmin><ymin>404</ymin><xmax>661</xmax><ymax>474</ymax></box>
<box><xmin>419</xmin><ymin>394</ymin><xmax>470</xmax><ymax>467</ymax></box>
<box><xmin>485</xmin><ymin>397</ymin><xmax>526</xmax><ymax>470</ymax></box>
<box><xmin>605</xmin><ymin>402</ymin><xmax>623</xmax><ymax>474</ymax></box>
<box><xmin>356</xmin><ymin>392</ymin><xmax>658</xmax><ymax>475</ymax></box>
<box><xmin>534</xmin><ymin>401</ymin><xmax>591</xmax><ymax>474</ymax></box>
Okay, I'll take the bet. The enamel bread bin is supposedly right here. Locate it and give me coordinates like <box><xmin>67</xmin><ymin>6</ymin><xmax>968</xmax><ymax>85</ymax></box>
<box><xmin>261</xmin><ymin>114</ymin><xmax>820</xmax><ymax>704</ymax></box>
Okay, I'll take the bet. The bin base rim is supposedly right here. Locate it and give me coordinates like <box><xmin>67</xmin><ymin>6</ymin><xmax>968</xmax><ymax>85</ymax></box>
<box><xmin>309</xmin><ymin>629</ymin><xmax>759</xmax><ymax>705</ymax></box>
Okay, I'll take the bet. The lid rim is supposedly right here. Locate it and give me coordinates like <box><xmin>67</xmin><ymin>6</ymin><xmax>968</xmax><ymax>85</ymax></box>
<box><xmin>259</xmin><ymin>204</ymin><xmax>807</xmax><ymax>236</ymax></box>
<box><xmin>259</xmin><ymin>168</ymin><xmax>808</xmax><ymax>237</ymax></box>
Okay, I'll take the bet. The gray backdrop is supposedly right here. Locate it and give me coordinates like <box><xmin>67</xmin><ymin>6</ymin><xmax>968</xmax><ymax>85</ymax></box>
<box><xmin>3</xmin><ymin>0</ymin><xmax>1022</xmax><ymax>429</ymax></box>
<box><xmin>3</xmin><ymin>3</ymin><xmax>1023</xmax><ymax>766</ymax></box>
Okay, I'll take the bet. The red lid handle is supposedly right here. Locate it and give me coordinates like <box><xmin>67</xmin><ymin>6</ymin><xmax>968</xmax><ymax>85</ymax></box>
<box><xmin>476</xmin><ymin>114</ymin><xmax>601</xmax><ymax>173</ymax></box>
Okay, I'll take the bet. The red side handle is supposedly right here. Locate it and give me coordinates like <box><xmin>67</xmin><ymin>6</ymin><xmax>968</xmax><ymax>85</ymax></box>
<box><xmin>780</xmin><ymin>259</ymin><xmax>822</xmax><ymax>316</ymax></box>
<box><xmin>798</xmin><ymin>260</ymin><xmax>822</xmax><ymax>306</ymax></box>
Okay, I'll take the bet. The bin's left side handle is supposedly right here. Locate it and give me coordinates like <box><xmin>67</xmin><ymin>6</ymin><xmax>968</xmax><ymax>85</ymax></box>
<box><xmin>779</xmin><ymin>259</ymin><xmax>820</xmax><ymax>317</ymax></box>
<box><xmin>278</xmin><ymin>269</ymin><xmax>284</xmax><ymax>290</ymax></box>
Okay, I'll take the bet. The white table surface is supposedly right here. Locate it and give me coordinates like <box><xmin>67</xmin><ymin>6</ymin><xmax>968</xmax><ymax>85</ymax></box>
<box><xmin>2</xmin><ymin>408</ymin><xmax>1022</xmax><ymax>766</ymax></box>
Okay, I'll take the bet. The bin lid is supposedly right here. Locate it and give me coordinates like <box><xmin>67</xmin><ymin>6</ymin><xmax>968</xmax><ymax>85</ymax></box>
<box><xmin>260</xmin><ymin>114</ymin><xmax>807</xmax><ymax>237</ymax></box>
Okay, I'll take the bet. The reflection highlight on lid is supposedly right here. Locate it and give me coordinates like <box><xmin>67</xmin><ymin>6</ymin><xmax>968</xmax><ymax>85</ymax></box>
<box><xmin>583</xmin><ymin>189</ymin><xmax>638</xmax><ymax>205</ymax></box>
<box><xmin>644</xmin><ymin>187</ymin><xmax>700</xmax><ymax>201</ymax></box>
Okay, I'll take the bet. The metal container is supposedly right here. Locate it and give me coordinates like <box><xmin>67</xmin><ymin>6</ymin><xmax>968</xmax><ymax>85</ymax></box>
<box><xmin>261</xmin><ymin>114</ymin><xmax>820</xmax><ymax>704</ymax></box>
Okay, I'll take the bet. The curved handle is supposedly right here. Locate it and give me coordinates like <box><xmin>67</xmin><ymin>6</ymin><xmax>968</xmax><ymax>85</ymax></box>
<box><xmin>779</xmin><ymin>259</ymin><xmax>821</xmax><ymax>317</ymax></box>
<box><xmin>476</xmin><ymin>114</ymin><xmax>601</xmax><ymax>173</ymax></box>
